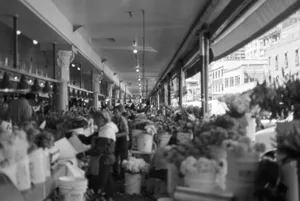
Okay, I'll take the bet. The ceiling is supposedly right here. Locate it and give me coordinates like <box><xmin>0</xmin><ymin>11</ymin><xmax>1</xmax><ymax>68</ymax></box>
<box><xmin>51</xmin><ymin>0</ymin><xmax>209</xmax><ymax>95</ymax></box>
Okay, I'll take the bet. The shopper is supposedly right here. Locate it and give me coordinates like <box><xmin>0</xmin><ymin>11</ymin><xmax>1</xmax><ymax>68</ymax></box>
<box><xmin>112</xmin><ymin>105</ymin><xmax>129</xmax><ymax>179</ymax></box>
<box><xmin>77</xmin><ymin>110</ymin><xmax>118</xmax><ymax>201</ymax></box>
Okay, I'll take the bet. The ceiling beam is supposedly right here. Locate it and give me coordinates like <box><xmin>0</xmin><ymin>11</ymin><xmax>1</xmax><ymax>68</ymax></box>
<box><xmin>149</xmin><ymin>0</ymin><xmax>220</xmax><ymax>97</ymax></box>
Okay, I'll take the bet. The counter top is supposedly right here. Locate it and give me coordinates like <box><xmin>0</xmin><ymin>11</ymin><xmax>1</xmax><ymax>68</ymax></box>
<box><xmin>174</xmin><ymin>186</ymin><xmax>234</xmax><ymax>201</ymax></box>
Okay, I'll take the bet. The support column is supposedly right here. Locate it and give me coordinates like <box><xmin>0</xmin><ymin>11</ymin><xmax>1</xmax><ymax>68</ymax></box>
<box><xmin>178</xmin><ymin>68</ymin><xmax>183</xmax><ymax>106</ymax></box>
<box><xmin>13</xmin><ymin>16</ymin><xmax>18</xmax><ymax>69</ymax></box>
<box><xmin>167</xmin><ymin>74</ymin><xmax>171</xmax><ymax>106</ymax></box>
<box><xmin>54</xmin><ymin>50</ymin><xmax>75</xmax><ymax>111</ymax></box>
<box><xmin>107</xmin><ymin>84</ymin><xmax>113</xmax><ymax>109</ymax></box>
<box><xmin>199</xmin><ymin>30</ymin><xmax>209</xmax><ymax>117</ymax></box>
<box><xmin>92</xmin><ymin>73</ymin><xmax>102</xmax><ymax>109</ymax></box>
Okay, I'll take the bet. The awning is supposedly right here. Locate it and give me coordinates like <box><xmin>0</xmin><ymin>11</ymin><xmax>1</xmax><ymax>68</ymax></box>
<box><xmin>211</xmin><ymin>0</ymin><xmax>300</xmax><ymax>60</ymax></box>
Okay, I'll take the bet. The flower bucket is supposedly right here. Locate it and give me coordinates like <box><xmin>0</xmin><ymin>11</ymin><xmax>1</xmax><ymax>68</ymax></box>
<box><xmin>16</xmin><ymin>156</ymin><xmax>31</xmax><ymax>191</ymax></box>
<box><xmin>44</xmin><ymin>148</ymin><xmax>51</xmax><ymax>177</ymax></box>
<box><xmin>137</xmin><ymin>134</ymin><xmax>153</xmax><ymax>153</ymax></box>
<box><xmin>29</xmin><ymin>148</ymin><xmax>46</xmax><ymax>184</ymax></box>
<box><xmin>245</xmin><ymin>113</ymin><xmax>256</xmax><ymax>142</ymax></box>
<box><xmin>158</xmin><ymin>133</ymin><xmax>171</xmax><ymax>148</ymax></box>
<box><xmin>184</xmin><ymin>172</ymin><xmax>217</xmax><ymax>192</ymax></box>
<box><xmin>58</xmin><ymin>176</ymin><xmax>88</xmax><ymax>201</ymax></box>
<box><xmin>125</xmin><ymin>173</ymin><xmax>142</xmax><ymax>195</ymax></box>
<box><xmin>167</xmin><ymin>163</ymin><xmax>183</xmax><ymax>199</ymax></box>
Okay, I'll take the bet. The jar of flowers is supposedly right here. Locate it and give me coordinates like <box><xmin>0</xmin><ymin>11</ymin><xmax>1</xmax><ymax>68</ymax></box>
<box><xmin>122</xmin><ymin>157</ymin><xmax>150</xmax><ymax>194</ymax></box>
<box><xmin>180</xmin><ymin>156</ymin><xmax>221</xmax><ymax>192</ymax></box>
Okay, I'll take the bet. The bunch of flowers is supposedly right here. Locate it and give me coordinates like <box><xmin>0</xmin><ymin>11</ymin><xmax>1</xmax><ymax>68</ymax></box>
<box><xmin>145</xmin><ymin>124</ymin><xmax>157</xmax><ymax>135</ymax></box>
<box><xmin>220</xmin><ymin>93</ymin><xmax>252</xmax><ymax>118</ymax></box>
<box><xmin>122</xmin><ymin>157</ymin><xmax>150</xmax><ymax>174</ymax></box>
<box><xmin>222</xmin><ymin>136</ymin><xmax>266</xmax><ymax>158</ymax></box>
<box><xmin>180</xmin><ymin>156</ymin><xmax>220</xmax><ymax>175</ymax></box>
<box><xmin>0</xmin><ymin>121</ymin><xmax>29</xmax><ymax>168</ymax></box>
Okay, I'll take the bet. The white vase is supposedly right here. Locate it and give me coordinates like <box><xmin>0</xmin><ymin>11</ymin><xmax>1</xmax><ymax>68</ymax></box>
<box><xmin>245</xmin><ymin>113</ymin><xmax>256</xmax><ymax>141</ymax></box>
<box><xmin>16</xmin><ymin>156</ymin><xmax>31</xmax><ymax>191</ymax></box>
<box><xmin>184</xmin><ymin>172</ymin><xmax>217</xmax><ymax>192</ymax></box>
<box><xmin>44</xmin><ymin>148</ymin><xmax>51</xmax><ymax>177</ymax></box>
<box><xmin>29</xmin><ymin>148</ymin><xmax>46</xmax><ymax>184</ymax></box>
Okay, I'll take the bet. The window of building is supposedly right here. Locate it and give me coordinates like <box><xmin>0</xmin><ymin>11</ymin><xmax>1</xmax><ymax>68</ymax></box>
<box><xmin>212</xmin><ymin>72</ymin><xmax>215</xmax><ymax>79</ymax></box>
<box><xmin>225</xmin><ymin>78</ymin><xmax>228</xmax><ymax>87</ymax></box>
<box><xmin>275</xmin><ymin>55</ymin><xmax>279</xmax><ymax>70</ymax></box>
<box><xmin>221</xmin><ymin>69</ymin><xmax>223</xmax><ymax>76</ymax></box>
<box><xmin>215</xmin><ymin>71</ymin><xmax>217</xmax><ymax>79</ymax></box>
<box><xmin>235</xmin><ymin>76</ymin><xmax>240</xmax><ymax>85</ymax></box>
<box><xmin>230</xmin><ymin>77</ymin><xmax>234</xmax><ymax>87</ymax></box>
<box><xmin>296</xmin><ymin>48</ymin><xmax>299</xmax><ymax>67</ymax></box>
<box><xmin>250</xmin><ymin>77</ymin><xmax>255</xmax><ymax>82</ymax></box>
<box><xmin>218</xmin><ymin>70</ymin><xmax>220</xmax><ymax>78</ymax></box>
<box><xmin>244</xmin><ymin>77</ymin><xmax>249</xmax><ymax>83</ymax></box>
<box><xmin>284</xmin><ymin>52</ymin><xmax>288</xmax><ymax>68</ymax></box>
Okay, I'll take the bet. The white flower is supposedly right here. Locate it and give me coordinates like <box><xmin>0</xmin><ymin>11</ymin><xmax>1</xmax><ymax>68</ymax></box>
<box><xmin>180</xmin><ymin>156</ymin><xmax>197</xmax><ymax>175</ymax></box>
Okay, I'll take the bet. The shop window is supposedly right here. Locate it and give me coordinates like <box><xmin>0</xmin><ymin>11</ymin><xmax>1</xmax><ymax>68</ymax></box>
<box><xmin>296</xmin><ymin>48</ymin><xmax>299</xmax><ymax>67</ymax></box>
<box><xmin>225</xmin><ymin>78</ymin><xmax>228</xmax><ymax>88</ymax></box>
<box><xmin>284</xmin><ymin>52</ymin><xmax>288</xmax><ymax>68</ymax></box>
<box><xmin>230</xmin><ymin>77</ymin><xmax>234</xmax><ymax>87</ymax></box>
<box><xmin>275</xmin><ymin>55</ymin><xmax>279</xmax><ymax>70</ymax></box>
<box><xmin>235</xmin><ymin>76</ymin><xmax>240</xmax><ymax>85</ymax></box>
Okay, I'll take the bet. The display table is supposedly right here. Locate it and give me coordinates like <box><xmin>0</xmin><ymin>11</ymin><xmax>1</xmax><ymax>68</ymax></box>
<box><xmin>174</xmin><ymin>186</ymin><xmax>234</xmax><ymax>201</ymax></box>
<box><xmin>21</xmin><ymin>164</ymin><xmax>67</xmax><ymax>201</ymax></box>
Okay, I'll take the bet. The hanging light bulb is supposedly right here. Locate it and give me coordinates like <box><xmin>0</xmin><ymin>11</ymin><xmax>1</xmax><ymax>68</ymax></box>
<box><xmin>33</xmin><ymin>40</ymin><xmax>38</xmax><ymax>45</ymax></box>
<box><xmin>133</xmin><ymin>48</ymin><xmax>138</xmax><ymax>54</ymax></box>
<box><xmin>71</xmin><ymin>64</ymin><xmax>75</xmax><ymax>67</ymax></box>
<box><xmin>16</xmin><ymin>30</ymin><xmax>21</xmax><ymax>35</ymax></box>
<box><xmin>77</xmin><ymin>67</ymin><xmax>81</xmax><ymax>71</ymax></box>
<box><xmin>136</xmin><ymin>68</ymin><xmax>139</xmax><ymax>72</ymax></box>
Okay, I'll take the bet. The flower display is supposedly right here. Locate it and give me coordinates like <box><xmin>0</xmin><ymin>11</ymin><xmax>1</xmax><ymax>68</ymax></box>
<box><xmin>180</xmin><ymin>156</ymin><xmax>219</xmax><ymax>175</ymax></box>
<box><xmin>122</xmin><ymin>157</ymin><xmax>150</xmax><ymax>174</ymax></box>
<box><xmin>222</xmin><ymin>136</ymin><xmax>266</xmax><ymax>158</ymax></box>
<box><xmin>0</xmin><ymin>124</ymin><xmax>29</xmax><ymax>168</ymax></box>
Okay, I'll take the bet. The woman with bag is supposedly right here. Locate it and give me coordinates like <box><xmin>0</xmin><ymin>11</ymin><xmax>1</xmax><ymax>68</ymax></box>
<box><xmin>77</xmin><ymin>110</ymin><xmax>118</xmax><ymax>201</ymax></box>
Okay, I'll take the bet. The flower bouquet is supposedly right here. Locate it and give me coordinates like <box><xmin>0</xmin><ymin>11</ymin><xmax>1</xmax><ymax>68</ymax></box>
<box><xmin>180</xmin><ymin>156</ymin><xmax>220</xmax><ymax>191</ymax></box>
<box><xmin>122</xmin><ymin>157</ymin><xmax>150</xmax><ymax>174</ymax></box>
<box><xmin>0</xmin><ymin>123</ymin><xmax>31</xmax><ymax>191</ymax></box>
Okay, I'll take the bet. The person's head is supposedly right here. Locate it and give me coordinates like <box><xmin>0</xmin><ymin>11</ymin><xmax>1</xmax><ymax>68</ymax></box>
<box><xmin>113</xmin><ymin>105</ymin><xmax>123</xmax><ymax>118</ymax></box>
<box><xmin>92</xmin><ymin>110</ymin><xmax>111</xmax><ymax>128</ymax></box>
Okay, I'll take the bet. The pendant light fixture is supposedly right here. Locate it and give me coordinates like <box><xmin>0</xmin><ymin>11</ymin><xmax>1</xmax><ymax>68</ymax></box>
<box><xmin>17</xmin><ymin>74</ymin><xmax>29</xmax><ymax>92</ymax></box>
<box><xmin>43</xmin><ymin>81</ymin><xmax>52</xmax><ymax>93</ymax></box>
<box><xmin>0</xmin><ymin>72</ymin><xmax>14</xmax><ymax>91</ymax></box>
<box><xmin>52</xmin><ymin>83</ymin><xmax>58</xmax><ymax>93</ymax></box>
<box><xmin>77</xmin><ymin>90</ymin><xmax>81</xmax><ymax>98</ymax></box>
<box><xmin>72</xmin><ymin>88</ymin><xmax>76</xmax><ymax>97</ymax></box>
<box><xmin>31</xmin><ymin>78</ymin><xmax>41</xmax><ymax>93</ymax></box>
